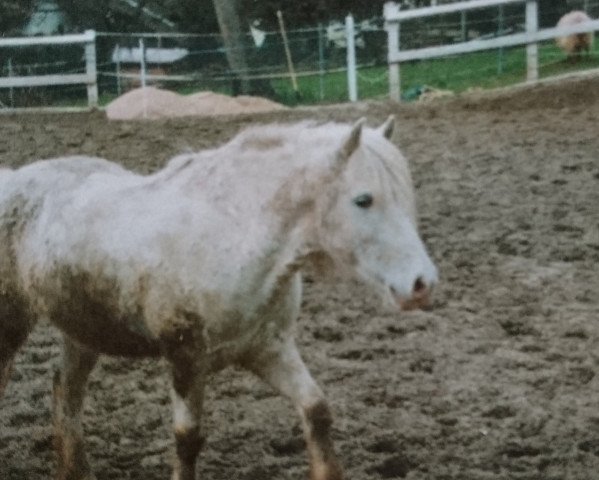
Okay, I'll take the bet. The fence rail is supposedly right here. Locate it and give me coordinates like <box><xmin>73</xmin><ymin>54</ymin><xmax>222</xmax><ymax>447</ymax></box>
<box><xmin>386</xmin><ymin>0</ymin><xmax>526</xmax><ymax>20</ymax></box>
<box><xmin>0</xmin><ymin>30</ymin><xmax>98</xmax><ymax>108</ymax></box>
<box><xmin>389</xmin><ymin>16</ymin><xmax>599</xmax><ymax>62</ymax></box>
<box><xmin>0</xmin><ymin>73</ymin><xmax>92</xmax><ymax>89</ymax></box>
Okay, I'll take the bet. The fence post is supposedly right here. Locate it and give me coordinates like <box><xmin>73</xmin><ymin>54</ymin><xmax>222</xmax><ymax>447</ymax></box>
<box><xmin>115</xmin><ymin>44</ymin><xmax>122</xmax><ymax>96</ymax></box>
<box><xmin>318</xmin><ymin>22</ymin><xmax>325</xmax><ymax>101</ymax></box>
<box><xmin>84</xmin><ymin>30</ymin><xmax>98</xmax><ymax>108</ymax></box>
<box><xmin>139</xmin><ymin>38</ymin><xmax>148</xmax><ymax>118</ymax></box>
<box><xmin>384</xmin><ymin>2</ymin><xmax>401</xmax><ymax>102</ymax></box>
<box><xmin>8</xmin><ymin>58</ymin><xmax>14</xmax><ymax>107</ymax></box>
<box><xmin>139</xmin><ymin>38</ymin><xmax>147</xmax><ymax>89</ymax></box>
<box><xmin>346</xmin><ymin>14</ymin><xmax>358</xmax><ymax>102</ymax></box>
<box><xmin>497</xmin><ymin>4</ymin><xmax>505</xmax><ymax>74</ymax></box>
<box><xmin>525</xmin><ymin>0</ymin><xmax>539</xmax><ymax>82</ymax></box>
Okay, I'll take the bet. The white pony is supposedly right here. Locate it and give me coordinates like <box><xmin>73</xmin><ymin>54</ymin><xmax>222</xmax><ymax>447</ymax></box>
<box><xmin>556</xmin><ymin>11</ymin><xmax>594</xmax><ymax>58</ymax></box>
<box><xmin>0</xmin><ymin>117</ymin><xmax>437</xmax><ymax>480</ymax></box>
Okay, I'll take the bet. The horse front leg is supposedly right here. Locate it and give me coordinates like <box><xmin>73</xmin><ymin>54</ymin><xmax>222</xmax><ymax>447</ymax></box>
<box><xmin>252</xmin><ymin>339</ymin><xmax>344</xmax><ymax>480</ymax></box>
<box><xmin>160</xmin><ymin>324</ymin><xmax>207</xmax><ymax>480</ymax></box>
<box><xmin>52</xmin><ymin>336</ymin><xmax>98</xmax><ymax>480</ymax></box>
<box><xmin>169</xmin><ymin>370</ymin><xmax>206</xmax><ymax>480</ymax></box>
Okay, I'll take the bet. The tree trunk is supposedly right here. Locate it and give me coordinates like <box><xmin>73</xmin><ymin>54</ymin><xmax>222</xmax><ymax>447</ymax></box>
<box><xmin>212</xmin><ymin>0</ymin><xmax>251</xmax><ymax>95</ymax></box>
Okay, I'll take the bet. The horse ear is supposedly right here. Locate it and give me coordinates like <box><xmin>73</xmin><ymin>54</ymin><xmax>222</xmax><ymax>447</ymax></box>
<box><xmin>378</xmin><ymin>115</ymin><xmax>395</xmax><ymax>139</ymax></box>
<box><xmin>334</xmin><ymin>117</ymin><xmax>365</xmax><ymax>170</ymax></box>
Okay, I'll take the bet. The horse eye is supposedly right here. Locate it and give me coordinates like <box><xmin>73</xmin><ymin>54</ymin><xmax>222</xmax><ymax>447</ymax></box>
<box><xmin>353</xmin><ymin>193</ymin><xmax>374</xmax><ymax>209</ymax></box>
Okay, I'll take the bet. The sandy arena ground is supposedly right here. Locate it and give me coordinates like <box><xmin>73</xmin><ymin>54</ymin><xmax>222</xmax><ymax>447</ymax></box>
<box><xmin>0</xmin><ymin>77</ymin><xmax>598</xmax><ymax>480</ymax></box>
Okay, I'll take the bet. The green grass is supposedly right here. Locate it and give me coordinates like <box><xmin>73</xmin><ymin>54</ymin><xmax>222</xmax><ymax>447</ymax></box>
<box><xmin>22</xmin><ymin>41</ymin><xmax>599</xmax><ymax>109</ymax></box>
<box><xmin>270</xmin><ymin>41</ymin><xmax>599</xmax><ymax>105</ymax></box>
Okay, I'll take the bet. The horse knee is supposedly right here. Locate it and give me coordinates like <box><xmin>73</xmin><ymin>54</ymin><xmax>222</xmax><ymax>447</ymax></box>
<box><xmin>52</xmin><ymin>368</ymin><xmax>65</xmax><ymax>410</ymax></box>
<box><xmin>54</xmin><ymin>339</ymin><xmax>98</xmax><ymax>409</ymax></box>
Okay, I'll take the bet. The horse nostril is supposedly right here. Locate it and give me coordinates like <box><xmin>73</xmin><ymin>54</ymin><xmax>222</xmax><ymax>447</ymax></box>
<box><xmin>413</xmin><ymin>277</ymin><xmax>427</xmax><ymax>295</ymax></box>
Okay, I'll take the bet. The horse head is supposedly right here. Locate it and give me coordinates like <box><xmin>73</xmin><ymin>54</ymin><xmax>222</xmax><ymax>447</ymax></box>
<box><xmin>313</xmin><ymin>117</ymin><xmax>438</xmax><ymax>311</ymax></box>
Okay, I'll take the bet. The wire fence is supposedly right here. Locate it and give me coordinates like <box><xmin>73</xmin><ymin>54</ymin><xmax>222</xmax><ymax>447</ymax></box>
<box><xmin>2</xmin><ymin>0</ymin><xmax>599</xmax><ymax>109</ymax></box>
<box><xmin>92</xmin><ymin>22</ymin><xmax>387</xmax><ymax>106</ymax></box>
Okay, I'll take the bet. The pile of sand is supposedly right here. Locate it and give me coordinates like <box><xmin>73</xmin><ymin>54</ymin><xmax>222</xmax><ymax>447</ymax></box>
<box><xmin>105</xmin><ymin>87</ymin><xmax>286</xmax><ymax>120</ymax></box>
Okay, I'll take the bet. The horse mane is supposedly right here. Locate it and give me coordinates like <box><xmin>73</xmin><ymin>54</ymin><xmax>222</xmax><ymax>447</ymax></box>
<box><xmin>153</xmin><ymin>121</ymin><xmax>415</xmax><ymax>221</ymax></box>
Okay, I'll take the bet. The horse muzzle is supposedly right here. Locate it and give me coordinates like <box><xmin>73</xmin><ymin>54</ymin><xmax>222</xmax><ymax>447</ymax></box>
<box><xmin>391</xmin><ymin>276</ymin><xmax>435</xmax><ymax>311</ymax></box>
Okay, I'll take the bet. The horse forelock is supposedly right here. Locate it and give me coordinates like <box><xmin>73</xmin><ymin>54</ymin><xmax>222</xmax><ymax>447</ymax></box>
<box><xmin>354</xmin><ymin>129</ymin><xmax>416</xmax><ymax>220</ymax></box>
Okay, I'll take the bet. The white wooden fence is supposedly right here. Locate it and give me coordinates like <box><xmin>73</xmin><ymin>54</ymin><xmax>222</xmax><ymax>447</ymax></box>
<box><xmin>0</xmin><ymin>20</ymin><xmax>359</xmax><ymax>108</ymax></box>
<box><xmin>384</xmin><ymin>0</ymin><xmax>599</xmax><ymax>101</ymax></box>
<box><xmin>0</xmin><ymin>30</ymin><xmax>98</xmax><ymax>108</ymax></box>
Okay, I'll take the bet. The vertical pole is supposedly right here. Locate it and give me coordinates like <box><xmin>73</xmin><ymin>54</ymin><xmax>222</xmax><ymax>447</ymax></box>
<box><xmin>84</xmin><ymin>30</ymin><xmax>98</xmax><ymax>108</ymax></box>
<box><xmin>115</xmin><ymin>44</ymin><xmax>122</xmax><ymax>96</ymax></box>
<box><xmin>277</xmin><ymin>10</ymin><xmax>300</xmax><ymax>98</ymax></box>
<box><xmin>384</xmin><ymin>2</ymin><xmax>401</xmax><ymax>102</ymax></box>
<box><xmin>526</xmin><ymin>0</ymin><xmax>538</xmax><ymax>82</ymax></box>
<box><xmin>345</xmin><ymin>14</ymin><xmax>358</xmax><ymax>102</ymax></box>
<box><xmin>318</xmin><ymin>22</ymin><xmax>325</xmax><ymax>100</ymax></box>
<box><xmin>8</xmin><ymin>58</ymin><xmax>14</xmax><ymax>108</ymax></box>
<box><xmin>461</xmin><ymin>11</ymin><xmax>467</xmax><ymax>42</ymax></box>
<box><xmin>139</xmin><ymin>38</ymin><xmax>147</xmax><ymax>89</ymax></box>
<box><xmin>497</xmin><ymin>4</ymin><xmax>504</xmax><ymax>75</ymax></box>
<box><xmin>139</xmin><ymin>38</ymin><xmax>147</xmax><ymax>118</ymax></box>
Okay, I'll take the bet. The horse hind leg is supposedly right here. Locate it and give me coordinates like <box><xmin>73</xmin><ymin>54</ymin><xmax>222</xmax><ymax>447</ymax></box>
<box><xmin>0</xmin><ymin>355</ymin><xmax>17</xmax><ymax>396</ymax></box>
<box><xmin>53</xmin><ymin>336</ymin><xmax>99</xmax><ymax>480</ymax></box>
<box><xmin>0</xmin><ymin>334</ymin><xmax>17</xmax><ymax>396</ymax></box>
<box><xmin>0</xmin><ymin>309</ymin><xmax>35</xmax><ymax>397</ymax></box>
<box><xmin>160</xmin><ymin>316</ymin><xmax>208</xmax><ymax>480</ymax></box>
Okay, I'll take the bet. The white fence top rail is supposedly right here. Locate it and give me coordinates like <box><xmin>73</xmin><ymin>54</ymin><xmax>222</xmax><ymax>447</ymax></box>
<box><xmin>384</xmin><ymin>0</ymin><xmax>526</xmax><ymax>22</ymax></box>
<box><xmin>0</xmin><ymin>74</ymin><xmax>93</xmax><ymax>89</ymax></box>
<box><xmin>389</xmin><ymin>19</ymin><xmax>599</xmax><ymax>62</ymax></box>
<box><xmin>0</xmin><ymin>30</ymin><xmax>95</xmax><ymax>48</ymax></box>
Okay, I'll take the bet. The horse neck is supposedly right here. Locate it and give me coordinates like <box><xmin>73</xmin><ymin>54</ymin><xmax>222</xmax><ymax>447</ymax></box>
<box><xmin>248</xmin><ymin>208</ymin><xmax>317</xmax><ymax>305</ymax></box>
<box><xmin>232</xmin><ymin>163</ymin><xmax>331</xmax><ymax>308</ymax></box>
<box><xmin>162</xmin><ymin>142</ymin><xmax>332</xmax><ymax>283</ymax></box>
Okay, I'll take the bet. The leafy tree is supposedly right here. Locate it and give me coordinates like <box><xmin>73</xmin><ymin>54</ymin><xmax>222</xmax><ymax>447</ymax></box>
<box><xmin>50</xmin><ymin>0</ymin><xmax>219</xmax><ymax>33</ymax></box>
<box><xmin>213</xmin><ymin>0</ymin><xmax>251</xmax><ymax>94</ymax></box>
<box><xmin>240</xmin><ymin>0</ymin><xmax>391</xmax><ymax>28</ymax></box>
<box><xmin>159</xmin><ymin>0</ymin><xmax>219</xmax><ymax>33</ymax></box>
<box><xmin>0</xmin><ymin>0</ymin><xmax>36</xmax><ymax>34</ymax></box>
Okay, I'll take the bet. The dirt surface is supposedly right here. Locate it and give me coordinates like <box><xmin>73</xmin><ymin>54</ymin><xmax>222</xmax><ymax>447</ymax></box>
<box><xmin>1</xmin><ymin>76</ymin><xmax>598</xmax><ymax>480</ymax></box>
